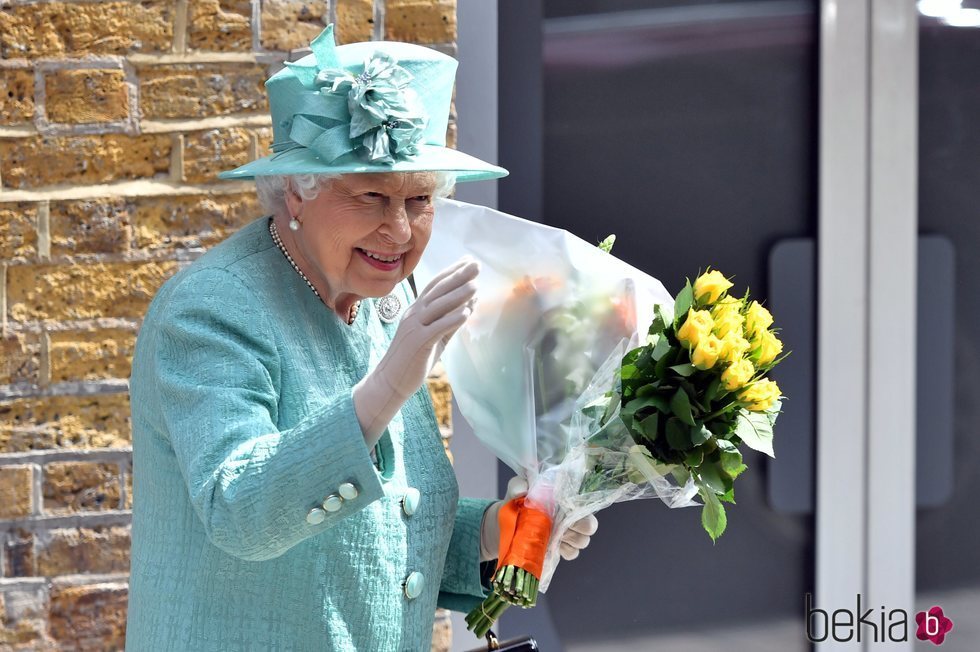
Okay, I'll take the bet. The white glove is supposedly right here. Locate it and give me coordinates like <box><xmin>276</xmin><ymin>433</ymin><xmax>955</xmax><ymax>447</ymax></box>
<box><xmin>480</xmin><ymin>476</ymin><xmax>529</xmax><ymax>561</ymax></box>
<box><xmin>479</xmin><ymin>476</ymin><xmax>599</xmax><ymax>562</ymax></box>
<box><xmin>557</xmin><ymin>512</ymin><xmax>598</xmax><ymax>561</ymax></box>
<box><xmin>353</xmin><ymin>258</ymin><xmax>479</xmax><ymax>447</ymax></box>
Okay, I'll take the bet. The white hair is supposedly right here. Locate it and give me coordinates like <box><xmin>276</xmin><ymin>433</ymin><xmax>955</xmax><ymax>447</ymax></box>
<box><xmin>255</xmin><ymin>172</ymin><xmax>457</xmax><ymax>216</ymax></box>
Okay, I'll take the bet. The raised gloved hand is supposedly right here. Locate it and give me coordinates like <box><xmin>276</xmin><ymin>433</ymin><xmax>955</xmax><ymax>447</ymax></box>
<box><xmin>353</xmin><ymin>258</ymin><xmax>479</xmax><ymax>446</ymax></box>
<box><xmin>480</xmin><ymin>476</ymin><xmax>599</xmax><ymax>562</ymax></box>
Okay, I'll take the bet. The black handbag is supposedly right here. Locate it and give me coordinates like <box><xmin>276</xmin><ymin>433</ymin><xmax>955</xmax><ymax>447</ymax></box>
<box><xmin>465</xmin><ymin>629</ymin><xmax>539</xmax><ymax>651</ymax></box>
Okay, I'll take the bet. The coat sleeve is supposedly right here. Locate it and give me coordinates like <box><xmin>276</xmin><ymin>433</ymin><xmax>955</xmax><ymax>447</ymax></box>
<box><xmin>437</xmin><ymin>497</ymin><xmax>495</xmax><ymax>612</ymax></box>
<box><xmin>151</xmin><ymin>267</ymin><xmax>385</xmax><ymax>561</ymax></box>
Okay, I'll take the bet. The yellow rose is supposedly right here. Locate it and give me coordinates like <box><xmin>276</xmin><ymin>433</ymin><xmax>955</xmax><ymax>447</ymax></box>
<box><xmin>691</xmin><ymin>334</ymin><xmax>723</xmax><ymax>370</ymax></box>
<box><xmin>711</xmin><ymin>299</ymin><xmax>744</xmax><ymax>338</ymax></box>
<box><xmin>677</xmin><ymin>309</ymin><xmax>714</xmax><ymax>348</ymax></box>
<box><xmin>754</xmin><ymin>330</ymin><xmax>784</xmax><ymax>366</ymax></box>
<box><xmin>721</xmin><ymin>358</ymin><xmax>755</xmax><ymax>391</ymax></box>
<box><xmin>744</xmin><ymin>301</ymin><xmax>774</xmax><ymax>338</ymax></box>
<box><xmin>719</xmin><ymin>332</ymin><xmax>751</xmax><ymax>364</ymax></box>
<box><xmin>737</xmin><ymin>379</ymin><xmax>781</xmax><ymax>412</ymax></box>
<box><xmin>693</xmin><ymin>270</ymin><xmax>733</xmax><ymax>305</ymax></box>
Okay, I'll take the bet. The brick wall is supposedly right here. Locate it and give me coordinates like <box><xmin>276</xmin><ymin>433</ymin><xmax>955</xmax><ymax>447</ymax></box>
<box><xmin>0</xmin><ymin>1</ymin><xmax>458</xmax><ymax>649</ymax></box>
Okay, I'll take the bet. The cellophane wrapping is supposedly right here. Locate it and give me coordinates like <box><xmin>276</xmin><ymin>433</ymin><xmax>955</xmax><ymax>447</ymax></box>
<box><xmin>416</xmin><ymin>199</ymin><xmax>700</xmax><ymax>592</ymax></box>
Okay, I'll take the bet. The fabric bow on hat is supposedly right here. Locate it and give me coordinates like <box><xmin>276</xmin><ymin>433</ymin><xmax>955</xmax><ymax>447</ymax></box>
<box><xmin>281</xmin><ymin>27</ymin><xmax>428</xmax><ymax>165</ymax></box>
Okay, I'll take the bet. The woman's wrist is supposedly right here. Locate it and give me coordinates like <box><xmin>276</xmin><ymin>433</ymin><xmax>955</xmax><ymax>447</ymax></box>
<box><xmin>351</xmin><ymin>374</ymin><xmax>409</xmax><ymax>448</ymax></box>
<box><xmin>479</xmin><ymin>500</ymin><xmax>503</xmax><ymax>562</ymax></box>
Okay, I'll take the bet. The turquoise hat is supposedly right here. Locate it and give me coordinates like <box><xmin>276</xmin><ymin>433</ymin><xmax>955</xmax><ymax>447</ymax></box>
<box><xmin>219</xmin><ymin>25</ymin><xmax>508</xmax><ymax>183</ymax></box>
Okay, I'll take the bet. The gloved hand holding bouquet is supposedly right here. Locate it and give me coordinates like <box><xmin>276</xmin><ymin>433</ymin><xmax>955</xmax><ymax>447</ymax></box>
<box><xmin>415</xmin><ymin>200</ymin><xmax>786</xmax><ymax>637</ymax></box>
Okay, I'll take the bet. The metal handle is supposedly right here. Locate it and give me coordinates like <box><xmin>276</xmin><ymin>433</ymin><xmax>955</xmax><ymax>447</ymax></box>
<box><xmin>486</xmin><ymin>629</ymin><xmax>500</xmax><ymax>651</ymax></box>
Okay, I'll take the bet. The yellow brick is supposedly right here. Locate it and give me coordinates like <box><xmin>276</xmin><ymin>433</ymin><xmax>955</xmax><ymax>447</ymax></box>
<box><xmin>384</xmin><ymin>0</ymin><xmax>456</xmax><ymax>44</ymax></box>
<box><xmin>0</xmin><ymin>134</ymin><xmax>171</xmax><ymax>190</ymax></box>
<box><xmin>432</xmin><ymin>609</ymin><xmax>451</xmax><ymax>652</ymax></box>
<box><xmin>49</xmin><ymin>198</ymin><xmax>131</xmax><ymax>256</ymax></box>
<box><xmin>0</xmin><ymin>331</ymin><xmax>42</xmax><ymax>386</ymax></box>
<box><xmin>49</xmin><ymin>328</ymin><xmax>137</xmax><ymax>383</ymax></box>
<box><xmin>4</xmin><ymin>529</ymin><xmax>36</xmax><ymax>577</ymax></box>
<box><xmin>0</xmin><ymin>465</ymin><xmax>34</xmax><ymax>518</ymax></box>
<box><xmin>36</xmin><ymin>527</ymin><xmax>131</xmax><ymax>577</ymax></box>
<box><xmin>255</xmin><ymin>126</ymin><xmax>274</xmax><ymax>157</ymax></box>
<box><xmin>260</xmin><ymin>0</ymin><xmax>328</xmax><ymax>51</ymax></box>
<box><xmin>132</xmin><ymin>192</ymin><xmax>261</xmax><ymax>250</ymax></box>
<box><xmin>0</xmin><ymin>202</ymin><xmax>38</xmax><ymax>261</ymax></box>
<box><xmin>5</xmin><ymin>260</ymin><xmax>178</xmax><ymax>322</ymax></box>
<box><xmin>425</xmin><ymin>375</ymin><xmax>452</xmax><ymax>429</ymax></box>
<box><xmin>335</xmin><ymin>0</ymin><xmax>375</xmax><ymax>44</ymax></box>
<box><xmin>43</xmin><ymin>462</ymin><xmax>122</xmax><ymax>514</ymax></box>
<box><xmin>0</xmin><ymin>587</ymin><xmax>46</xmax><ymax>646</ymax></box>
<box><xmin>138</xmin><ymin>63</ymin><xmax>269</xmax><ymax>120</ymax></box>
<box><xmin>0</xmin><ymin>2</ymin><xmax>173</xmax><ymax>59</ymax></box>
<box><xmin>182</xmin><ymin>127</ymin><xmax>252</xmax><ymax>184</ymax></box>
<box><xmin>49</xmin><ymin>583</ymin><xmax>127</xmax><ymax>649</ymax></box>
<box><xmin>0</xmin><ymin>69</ymin><xmax>35</xmax><ymax>125</ymax></box>
<box><xmin>44</xmin><ymin>69</ymin><xmax>130</xmax><ymax>124</ymax></box>
<box><xmin>188</xmin><ymin>0</ymin><xmax>253</xmax><ymax>52</ymax></box>
<box><xmin>0</xmin><ymin>393</ymin><xmax>131</xmax><ymax>453</ymax></box>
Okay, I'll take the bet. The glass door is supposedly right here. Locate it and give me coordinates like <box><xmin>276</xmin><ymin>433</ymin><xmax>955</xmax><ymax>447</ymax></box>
<box><xmin>497</xmin><ymin>1</ymin><xmax>820</xmax><ymax>649</ymax></box>
<box><xmin>914</xmin><ymin>5</ymin><xmax>980</xmax><ymax>650</ymax></box>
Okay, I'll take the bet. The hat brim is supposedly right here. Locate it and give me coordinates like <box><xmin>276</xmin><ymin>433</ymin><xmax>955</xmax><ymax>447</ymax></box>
<box><xmin>217</xmin><ymin>144</ymin><xmax>508</xmax><ymax>183</ymax></box>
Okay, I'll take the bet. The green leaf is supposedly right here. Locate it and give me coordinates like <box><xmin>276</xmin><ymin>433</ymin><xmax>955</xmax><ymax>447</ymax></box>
<box><xmin>669</xmin><ymin>362</ymin><xmax>696</xmax><ymax>377</ymax></box>
<box><xmin>700</xmin><ymin>485</ymin><xmax>728</xmax><ymax>542</ymax></box>
<box><xmin>623</xmin><ymin>348</ymin><xmax>641</xmax><ymax>366</ymax></box>
<box><xmin>734</xmin><ymin>408</ymin><xmax>776</xmax><ymax>458</ymax></box>
<box><xmin>600</xmin><ymin>391</ymin><xmax>620</xmax><ymax>426</ymax></box>
<box><xmin>651</xmin><ymin>335</ymin><xmax>671</xmax><ymax>361</ymax></box>
<box><xmin>671</xmin><ymin>466</ymin><xmax>691</xmax><ymax>486</ymax></box>
<box><xmin>715</xmin><ymin>437</ymin><xmax>738</xmax><ymax>452</ymax></box>
<box><xmin>636</xmin><ymin>383</ymin><xmax>661</xmax><ymax>398</ymax></box>
<box><xmin>704</xmin><ymin>376</ymin><xmax>722</xmax><ymax>404</ymax></box>
<box><xmin>624</xmin><ymin>395</ymin><xmax>670</xmax><ymax>417</ymax></box>
<box><xmin>598</xmin><ymin>234</ymin><xmax>616</xmax><ymax>253</ymax></box>
<box><xmin>665</xmin><ymin>417</ymin><xmax>691</xmax><ymax>451</ymax></box>
<box><xmin>673</xmin><ymin>281</ymin><xmax>694</xmax><ymax>326</ymax></box>
<box><xmin>637</xmin><ymin>413</ymin><xmax>659</xmax><ymax>441</ymax></box>
<box><xmin>670</xmin><ymin>388</ymin><xmax>696</xmax><ymax>426</ymax></box>
<box><xmin>653</xmin><ymin>303</ymin><xmax>674</xmax><ymax>332</ymax></box>
<box><xmin>691</xmin><ymin>423</ymin><xmax>712</xmax><ymax>446</ymax></box>
<box><xmin>654</xmin><ymin>351</ymin><xmax>672</xmax><ymax>381</ymax></box>
<box><xmin>718</xmin><ymin>486</ymin><xmax>736</xmax><ymax>504</ymax></box>
<box><xmin>719</xmin><ymin>449</ymin><xmax>747</xmax><ymax>478</ymax></box>
<box><xmin>684</xmin><ymin>448</ymin><xmax>704</xmax><ymax>467</ymax></box>
<box><xmin>697</xmin><ymin>462</ymin><xmax>729</xmax><ymax>494</ymax></box>
<box><xmin>621</xmin><ymin>363</ymin><xmax>638</xmax><ymax>381</ymax></box>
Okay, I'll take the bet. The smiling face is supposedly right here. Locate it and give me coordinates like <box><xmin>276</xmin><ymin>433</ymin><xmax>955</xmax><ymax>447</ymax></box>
<box><xmin>283</xmin><ymin>172</ymin><xmax>438</xmax><ymax>307</ymax></box>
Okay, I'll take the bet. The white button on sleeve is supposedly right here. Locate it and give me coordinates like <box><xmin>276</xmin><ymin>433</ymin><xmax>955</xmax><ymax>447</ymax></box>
<box><xmin>338</xmin><ymin>482</ymin><xmax>358</xmax><ymax>500</ymax></box>
<box><xmin>403</xmin><ymin>571</ymin><xmax>425</xmax><ymax>599</ymax></box>
<box><xmin>322</xmin><ymin>495</ymin><xmax>343</xmax><ymax>512</ymax></box>
<box><xmin>306</xmin><ymin>507</ymin><xmax>326</xmax><ymax>525</ymax></box>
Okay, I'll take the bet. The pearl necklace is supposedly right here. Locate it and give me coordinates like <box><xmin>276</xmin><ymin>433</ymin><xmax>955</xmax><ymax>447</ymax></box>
<box><xmin>269</xmin><ymin>218</ymin><xmax>360</xmax><ymax>326</ymax></box>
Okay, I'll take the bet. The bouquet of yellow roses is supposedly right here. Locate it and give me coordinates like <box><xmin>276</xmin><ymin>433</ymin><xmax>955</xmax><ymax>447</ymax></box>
<box><xmin>415</xmin><ymin>200</ymin><xmax>786</xmax><ymax>638</ymax></box>
<box><xmin>592</xmin><ymin>269</ymin><xmax>786</xmax><ymax>543</ymax></box>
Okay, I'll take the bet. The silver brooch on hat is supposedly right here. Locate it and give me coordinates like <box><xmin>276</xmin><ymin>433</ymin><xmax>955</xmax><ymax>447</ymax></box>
<box><xmin>377</xmin><ymin>294</ymin><xmax>402</xmax><ymax>324</ymax></box>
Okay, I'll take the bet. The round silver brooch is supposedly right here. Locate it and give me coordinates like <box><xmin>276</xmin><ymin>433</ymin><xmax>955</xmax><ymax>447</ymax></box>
<box><xmin>376</xmin><ymin>294</ymin><xmax>402</xmax><ymax>324</ymax></box>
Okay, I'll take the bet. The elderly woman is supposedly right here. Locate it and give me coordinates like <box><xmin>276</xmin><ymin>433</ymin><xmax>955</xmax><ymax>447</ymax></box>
<box><xmin>125</xmin><ymin>26</ymin><xmax>596</xmax><ymax>651</ymax></box>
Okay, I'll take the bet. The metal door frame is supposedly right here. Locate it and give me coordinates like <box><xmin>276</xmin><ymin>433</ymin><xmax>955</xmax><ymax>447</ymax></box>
<box><xmin>817</xmin><ymin>1</ymin><xmax>917</xmax><ymax>648</ymax></box>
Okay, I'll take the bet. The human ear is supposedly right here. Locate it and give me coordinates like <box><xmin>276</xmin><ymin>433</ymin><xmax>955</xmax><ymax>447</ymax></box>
<box><xmin>283</xmin><ymin>178</ymin><xmax>304</xmax><ymax>220</ymax></box>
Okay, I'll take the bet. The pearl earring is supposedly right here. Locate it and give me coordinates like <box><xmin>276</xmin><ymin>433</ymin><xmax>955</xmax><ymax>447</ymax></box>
<box><xmin>289</xmin><ymin>218</ymin><xmax>300</xmax><ymax>231</ymax></box>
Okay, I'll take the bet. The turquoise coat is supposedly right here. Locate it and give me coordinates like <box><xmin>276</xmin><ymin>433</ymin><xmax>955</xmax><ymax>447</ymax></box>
<box><xmin>126</xmin><ymin>216</ymin><xmax>493</xmax><ymax>651</ymax></box>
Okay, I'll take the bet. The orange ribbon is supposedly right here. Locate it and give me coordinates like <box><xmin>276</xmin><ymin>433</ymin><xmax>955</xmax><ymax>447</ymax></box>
<box><xmin>495</xmin><ymin>497</ymin><xmax>554</xmax><ymax>579</ymax></box>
